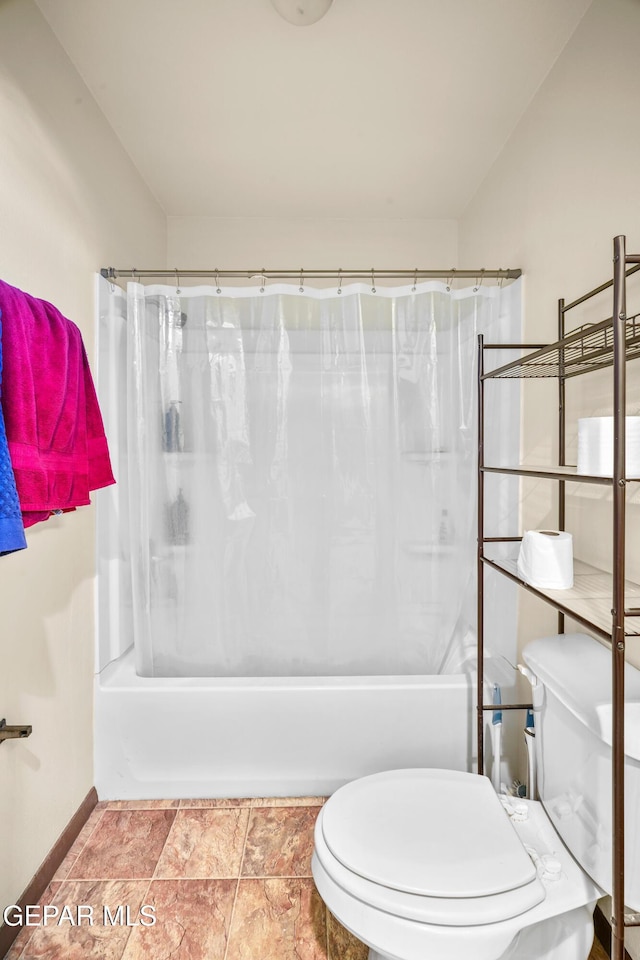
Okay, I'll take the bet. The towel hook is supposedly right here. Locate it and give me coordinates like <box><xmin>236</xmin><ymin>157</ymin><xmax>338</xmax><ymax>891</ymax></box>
<box><xmin>0</xmin><ymin>718</ymin><xmax>32</xmax><ymax>744</ymax></box>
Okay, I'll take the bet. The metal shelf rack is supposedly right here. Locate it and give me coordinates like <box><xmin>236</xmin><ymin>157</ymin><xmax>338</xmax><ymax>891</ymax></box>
<box><xmin>477</xmin><ymin>235</ymin><xmax>640</xmax><ymax>960</ymax></box>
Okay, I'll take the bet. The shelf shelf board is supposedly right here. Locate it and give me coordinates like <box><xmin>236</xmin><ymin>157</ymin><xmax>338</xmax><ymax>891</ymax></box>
<box><xmin>481</xmin><ymin>464</ymin><xmax>640</xmax><ymax>484</ymax></box>
<box><xmin>482</xmin><ymin>556</ymin><xmax>640</xmax><ymax>639</ymax></box>
<box><xmin>482</xmin><ymin>311</ymin><xmax>640</xmax><ymax>380</ymax></box>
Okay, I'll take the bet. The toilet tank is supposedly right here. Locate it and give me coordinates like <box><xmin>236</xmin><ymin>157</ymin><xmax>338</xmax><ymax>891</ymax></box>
<box><xmin>523</xmin><ymin>632</ymin><xmax>640</xmax><ymax>910</ymax></box>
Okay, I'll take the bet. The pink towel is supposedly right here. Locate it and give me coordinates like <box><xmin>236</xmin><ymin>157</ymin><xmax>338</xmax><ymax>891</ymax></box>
<box><xmin>0</xmin><ymin>279</ymin><xmax>115</xmax><ymax>527</ymax></box>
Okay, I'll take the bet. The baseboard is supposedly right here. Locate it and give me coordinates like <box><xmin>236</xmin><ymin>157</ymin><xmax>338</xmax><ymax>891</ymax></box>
<box><xmin>595</xmin><ymin>904</ymin><xmax>634</xmax><ymax>960</ymax></box>
<box><xmin>0</xmin><ymin>786</ymin><xmax>98</xmax><ymax>959</ymax></box>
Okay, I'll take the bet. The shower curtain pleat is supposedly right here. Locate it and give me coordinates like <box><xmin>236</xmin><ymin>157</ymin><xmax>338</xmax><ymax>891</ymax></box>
<box><xmin>99</xmin><ymin>279</ymin><xmax>521</xmax><ymax>678</ymax></box>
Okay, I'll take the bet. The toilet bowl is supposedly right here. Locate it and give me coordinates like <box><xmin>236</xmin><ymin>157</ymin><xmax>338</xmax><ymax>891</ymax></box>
<box><xmin>313</xmin><ymin>634</ymin><xmax>640</xmax><ymax>959</ymax></box>
<box><xmin>312</xmin><ymin>768</ymin><xmax>600</xmax><ymax>960</ymax></box>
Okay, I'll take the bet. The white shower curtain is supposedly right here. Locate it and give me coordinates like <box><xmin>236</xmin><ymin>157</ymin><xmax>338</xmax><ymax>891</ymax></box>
<box><xmin>98</xmin><ymin>278</ymin><xmax>521</xmax><ymax>678</ymax></box>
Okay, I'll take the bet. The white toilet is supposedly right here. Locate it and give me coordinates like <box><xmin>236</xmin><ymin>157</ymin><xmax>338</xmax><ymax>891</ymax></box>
<box><xmin>312</xmin><ymin>632</ymin><xmax>640</xmax><ymax>960</ymax></box>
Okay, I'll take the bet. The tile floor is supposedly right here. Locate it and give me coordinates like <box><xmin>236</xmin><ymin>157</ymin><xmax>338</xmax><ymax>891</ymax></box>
<box><xmin>3</xmin><ymin>796</ymin><xmax>609</xmax><ymax>960</ymax></box>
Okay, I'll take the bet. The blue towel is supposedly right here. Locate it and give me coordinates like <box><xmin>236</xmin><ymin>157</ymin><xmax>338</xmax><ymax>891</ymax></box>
<box><xmin>0</xmin><ymin>312</ymin><xmax>27</xmax><ymax>555</ymax></box>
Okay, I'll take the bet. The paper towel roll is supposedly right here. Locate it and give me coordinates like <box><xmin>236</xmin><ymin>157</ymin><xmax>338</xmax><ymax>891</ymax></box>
<box><xmin>517</xmin><ymin>530</ymin><xmax>573</xmax><ymax>590</ymax></box>
<box><xmin>577</xmin><ymin>416</ymin><xmax>640</xmax><ymax>477</ymax></box>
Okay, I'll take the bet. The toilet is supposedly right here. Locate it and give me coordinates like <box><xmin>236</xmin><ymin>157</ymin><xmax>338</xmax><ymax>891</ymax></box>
<box><xmin>312</xmin><ymin>632</ymin><xmax>640</xmax><ymax>960</ymax></box>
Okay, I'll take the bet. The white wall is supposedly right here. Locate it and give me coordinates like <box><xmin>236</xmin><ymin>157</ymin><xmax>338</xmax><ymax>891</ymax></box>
<box><xmin>0</xmin><ymin>0</ymin><xmax>166</xmax><ymax>913</ymax></box>
<box><xmin>461</xmin><ymin>0</ymin><xmax>640</xmax><ymax>329</ymax></box>
<box><xmin>461</xmin><ymin>0</ymin><xmax>640</xmax><ymax>631</ymax></box>
<box><xmin>460</xmin><ymin>0</ymin><xmax>640</xmax><ymax>948</ymax></box>
<box><xmin>168</xmin><ymin>216</ymin><xmax>458</xmax><ymax>278</ymax></box>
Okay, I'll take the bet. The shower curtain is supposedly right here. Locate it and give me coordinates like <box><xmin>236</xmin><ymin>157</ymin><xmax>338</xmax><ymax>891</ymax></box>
<box><xmin>98</xmin><ymin>278</ymin><xmax>521</xmax><ymax>678</ymax></box>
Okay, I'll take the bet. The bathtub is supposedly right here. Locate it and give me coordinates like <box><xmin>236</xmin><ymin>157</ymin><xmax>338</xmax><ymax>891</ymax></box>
<box><xmin>94</xmin><ymin>647</ymin><xmax>472</xmax><ymax>800</ymax></box>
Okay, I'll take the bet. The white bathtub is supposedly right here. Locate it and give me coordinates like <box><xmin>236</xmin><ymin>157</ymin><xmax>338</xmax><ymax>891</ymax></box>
<box><xmin>94</xmin><ymin>648</ymin><xmax>472</xmax><ymax>800</ymax></box>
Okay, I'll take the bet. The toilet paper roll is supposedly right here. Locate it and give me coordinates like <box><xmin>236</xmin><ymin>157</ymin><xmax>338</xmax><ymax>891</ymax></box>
<box><xmin>517</xmin><ymin>530</ymin><xmax>573</xmax><ymax>590</ymax></box>
<box><xmin>577</xmin><ymin>416</ymin><xmax>640</xmax><ymax>477</ymax></box>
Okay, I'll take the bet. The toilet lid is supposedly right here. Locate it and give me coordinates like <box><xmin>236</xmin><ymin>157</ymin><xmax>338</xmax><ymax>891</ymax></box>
<box><xmin>322</xmin><ymin>769</ymin><xmax>539</xmax><ymax>900</ymax></box>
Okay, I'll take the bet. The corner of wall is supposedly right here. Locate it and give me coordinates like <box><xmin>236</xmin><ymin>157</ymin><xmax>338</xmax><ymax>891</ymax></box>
<box><xmin>0</xmin><ymin>0</ymin><xmax>166</xmax><ymax>914</ymax></box>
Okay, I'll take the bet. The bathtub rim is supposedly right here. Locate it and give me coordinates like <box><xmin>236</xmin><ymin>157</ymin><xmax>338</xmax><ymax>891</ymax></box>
<box><xmin>98</xmin><ymin>644</ymin><xmax>472</xmax><ymax>692</ymax></box>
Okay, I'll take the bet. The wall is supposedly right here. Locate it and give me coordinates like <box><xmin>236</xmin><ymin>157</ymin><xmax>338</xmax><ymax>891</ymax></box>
<box><xmin>461</xmin><ymin>0</ymin><xmax>640</xmax><ymax>640</ymax></box>
<box><xmin>167</xmin><ymin>216</ymin><xmax>458</xmax><ymax>278</ymax></box>
<box><xmin>460</xmin><ymin>0</ymin><xmax>640</xmax><ymax>327</ymax></box>
<box><xmin>460</xmin><ymin>0</ymin><xmax>640</xmax><ymax>949</ymax></box>
<box><xmin>0</xmin><ymin>0</ymin><xmax>166</xmax><ymax>914</ymax></box>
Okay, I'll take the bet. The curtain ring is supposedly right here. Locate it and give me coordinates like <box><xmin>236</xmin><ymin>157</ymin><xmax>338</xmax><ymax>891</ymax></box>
<box><xmin>260</xmin><ymin>270</ymin><xmax>267</xmax><ymax>293</ymax></box>
<box><xmin>131</xmin><ymin>267</ymin><xmax>137</xmax><ymax>282</ymax></box>
<box><xmin>337</xmin><ymin>269</ymin><xmax>343</xmax><ymax>295</ymax></box>
<box><xmin>371</xmin><ymin>268</ymin><xmax>376</xmax><ymax>294</ymax></box>
<box><xmin>412</xmin><ymin>268</ymin><xmax>418</xmax><ymax>292</ymax></box>
<box><xmin>446</xmin><ymin>268</ymin><xmax>455</xmax><ymax>292</ymax></box>
<box><xmin>474</xmin><ymin>269</ymin><xmax>485</xmax><ymax>293</ymax></box>
<box><xmin>299</xmin><ymin>268</ymin><xmax>304</xmax><ymax>293</ymax></box>
<box><xmin>215</xmin><ymin>270</ymin><xmax>221</xmax><ymax>294</ymax></box>
<box><xmin>175</xmin><ymin>268</ymin><xmax>181</xmax><ymax>295</ymax></box>
<box><xmin>498</xmin><ymin>270</ymin><xmax>505</xmax><ymax>289</ymax></box>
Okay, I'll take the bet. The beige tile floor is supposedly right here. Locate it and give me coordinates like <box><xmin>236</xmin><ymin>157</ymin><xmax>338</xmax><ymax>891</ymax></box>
<box><xmin>3</xmin><ymin>796</ymin><xmax>609</xmax><ymax>960</ymax></box>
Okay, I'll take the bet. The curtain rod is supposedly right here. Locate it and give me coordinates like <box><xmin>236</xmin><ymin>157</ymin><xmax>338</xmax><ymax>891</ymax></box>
<box><xmin>100</xmin><ymin>267</ymin><xmax>522</xmax><ymax>282</ymax></box>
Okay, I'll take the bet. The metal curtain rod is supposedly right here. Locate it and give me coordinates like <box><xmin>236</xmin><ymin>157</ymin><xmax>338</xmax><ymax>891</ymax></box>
<box><xmin>101</xmin><ymin>266</ymin><xmax>522</xmax><ymax>282</ymax></box>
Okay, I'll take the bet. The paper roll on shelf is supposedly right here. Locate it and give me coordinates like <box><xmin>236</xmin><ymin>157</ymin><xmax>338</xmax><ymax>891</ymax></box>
<box><xmin>577</xmin><ymin>416</ymin><xmax>640</xmax><ymax>477</ymax></box>
<box><xmin>517</xmin><ymin>530</ymin><xmax>574</xmax><ymax>590</ymax></box>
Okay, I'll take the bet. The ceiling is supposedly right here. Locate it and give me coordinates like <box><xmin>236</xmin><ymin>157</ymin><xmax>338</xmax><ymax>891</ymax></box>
<box><xmin>35</xmin><ymin>0</ymin><xmax>593</xmax><ymax>220</ymax></box>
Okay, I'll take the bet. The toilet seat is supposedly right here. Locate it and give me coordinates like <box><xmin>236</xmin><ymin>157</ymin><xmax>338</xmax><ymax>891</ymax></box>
<box><xmin>317</xmin><ymin>768</ymin><xmax>546</xmax><ymax>926</ymax></box>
